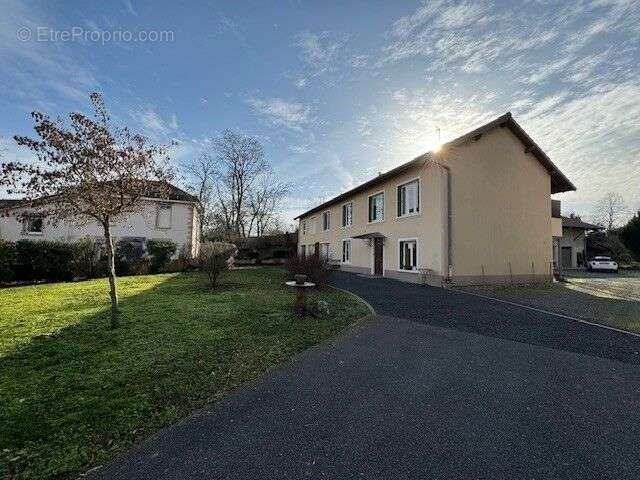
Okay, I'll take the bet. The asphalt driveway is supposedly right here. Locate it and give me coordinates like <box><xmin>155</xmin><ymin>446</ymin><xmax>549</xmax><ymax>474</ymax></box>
<box><xmin>89</xmin><ymin>272</ymin><xmax>640</xmax><ymax>480</ymax></box>
<box><xmin>455</xmin><ymin>270</ymin><xmax>640</xmax><ymax>334</ymax></box>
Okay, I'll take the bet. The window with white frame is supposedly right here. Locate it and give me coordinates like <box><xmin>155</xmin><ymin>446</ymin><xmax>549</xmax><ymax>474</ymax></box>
<box><xmin>368</xmin><ymin>192</ymin><xmax>384</xmax><ymax>223</ymax></box>
<box><xmin>320</xmin><ymin>242</ymin><xmax>330</xmax><ymax>260</ymax></box>
<box><xmin>299</xmin><ymin>244</ymin><xmax>306</xmax><ymax>257</ymax></box>
<box><xmin>310</xmin><ymin>217</ymin><xmax>317</xmax><ymax>234</ymax></box>
<box><xmin>342</xmin><ymin>239</ymin><xmax>351</xmax><ymax>263</ymax></box>
<box><xmin>301</xmin><ymin>220</ymin><xmax>307</xmax><ymax>235</ymax></box>
<box><xmin>399</xmin><ymin>239</ymin><xmax>417</xmax><ymax>271</ymax></box>
<box><xmin>341</xmin><ymin>202</ymin><xmax>353</xmax><ymax>227</ymax></box>
<box><xmin>24</xmin><ymin>216</ymin><xmax>44</xmax><ymax>235</ymax></box>
<box><xmin>156</xmin><ymin>203</ymin><xmax>172</xmax><ymax>229</ymax></box>
<box><xmin>322</xmin><ymin>211</ymin><xmax>331</xmax><ymax>231</ymax></box>
<box><xmin>397</xmin><ymin>179</ymin><xmax>420</xmax><ymax>217</ymax></box>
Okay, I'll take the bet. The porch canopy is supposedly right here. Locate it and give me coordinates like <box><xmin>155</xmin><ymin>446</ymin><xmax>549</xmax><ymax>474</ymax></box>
<box><xmin>352</xmin><ymin>232</ymin><xmax>385</xmax><ymax>240</ymax></box>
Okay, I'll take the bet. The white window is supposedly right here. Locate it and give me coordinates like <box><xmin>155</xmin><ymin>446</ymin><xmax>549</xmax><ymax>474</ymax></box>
<box><xmin>320</xmin><ymin>243</ymin><xmax>330</xmax><ymax>260</ymax></box>
<box><xmin>399</xmin><ymin>239</ymin><xmax>417</xmax><ymax>271</ymax></box>
<box><xmin>156</xmin><ymin>204</ymin><xmax>172</xmax><ymax>229</ymax></box>
<box><xmin>368</xmin><ymin>192</ymin><xmax>384</xmax><ymax>223</ymax></box>
<box><xmin>322</xmin><ymin>211</ymin><xmax>331</xmax><ymax>231</ymax></box>
<box><xmin>341</xmin><ymin>202</ymin><xmax>353</xmax><ymax>227</ymax></box>
<box><xmin>397</xmin><ymin>179</ymin><xmax>420</xmax><ymax>217</ymax></box>
<box><xmin>310</xmin><ymin>217</ymin><xmax>317</xmax><ymax>234</ymax></box>
<box><xmin>299</xmin><ymin>244</ymin><xmax>306</xmax><ymax>257</ymax></box>
<box><xmin>301</xmin><ymin>221</ymin><xmax>307</xmax><ymax>235</ymax></box>
<box><xmin>24</xmin><ymin>217</ymin><xmax>44</xmax><ymax>235</ymax></box>
<box><xmin>342</xmin><ymin>239</ymin><xmax>351</xmax><ymax>263</ymax></box>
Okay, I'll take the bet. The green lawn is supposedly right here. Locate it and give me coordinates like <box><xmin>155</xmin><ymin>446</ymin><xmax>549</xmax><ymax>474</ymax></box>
<box><xmin>0</xmin><ymin>268</ymin><xmax>370</xmax><ymax>480</ymax></box>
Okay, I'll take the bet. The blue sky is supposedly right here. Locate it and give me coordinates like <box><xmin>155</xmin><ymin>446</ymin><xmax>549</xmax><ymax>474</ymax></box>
<box><xmin>1</xmin><ymin>0</ymin><xmax>639</xmax><ymax>225</ymax></box>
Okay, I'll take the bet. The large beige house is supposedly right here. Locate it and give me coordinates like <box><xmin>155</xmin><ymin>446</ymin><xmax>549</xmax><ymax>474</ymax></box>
<box><xmin>0</xmin><ymin>181</ymin><xmax>201</xmax><ymax>257</ymax></box>
<box><xmin>295</xmin><ymin>113</ymin><xmax>576</xmax><ymax>286</ymax></box>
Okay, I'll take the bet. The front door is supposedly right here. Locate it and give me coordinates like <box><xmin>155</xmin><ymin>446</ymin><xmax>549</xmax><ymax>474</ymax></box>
<box><xmin>373</xmin><ymin>238</ymin><xmax>383</xmax><ymax>275</ymax></box>
<box><xmin>561</xmin><ymin>246</ymin><xmax>572</xmax><ymax>269</ymax></box>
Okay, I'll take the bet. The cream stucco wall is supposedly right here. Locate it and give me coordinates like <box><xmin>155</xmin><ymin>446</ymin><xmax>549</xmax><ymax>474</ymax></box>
<box><xmin>297</xmin><ymin>126</ymin><xmax>556</xmax><ymax>286</ymax></box>
<box><xmin>0</xmin><ymin>199</ymin><xmax>199</xmax><ymax>257</ymax></box>
<box><xmin>439</xmin><ymin>127</ymin><xmax>553</xmax><ymax>284</ymax></box>
<box><xmin>298</xmin><ymin>163</ymin><xmax>447</xmax><ymax>284</ymax></box>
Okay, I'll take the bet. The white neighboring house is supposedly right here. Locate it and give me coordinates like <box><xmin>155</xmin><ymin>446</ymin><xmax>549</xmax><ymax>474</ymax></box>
<box><xmin>0</xmin><ymin>181</ymin><xmax>201</xmax><ymax>258</ymax></box>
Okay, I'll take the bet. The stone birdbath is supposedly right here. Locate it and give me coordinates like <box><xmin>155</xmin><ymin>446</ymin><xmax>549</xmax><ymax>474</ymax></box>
<box><xmin>285</xmin><ymin>274</ymin><xmax>316</xmax><ymax>315</ymax></box>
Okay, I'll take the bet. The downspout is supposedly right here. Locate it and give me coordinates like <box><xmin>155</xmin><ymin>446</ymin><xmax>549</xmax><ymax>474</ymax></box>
<box><xmin>441</xmin><ymin>164</ymin><xmax>453</xmax><ymax>283</ymax></box>
<box><xmin>427</xmin><ymin>156</ymin><xmax>452</xmax><ymax>284</ymax></box>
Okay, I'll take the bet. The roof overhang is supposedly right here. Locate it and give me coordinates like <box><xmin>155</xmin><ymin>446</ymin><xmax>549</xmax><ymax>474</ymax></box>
<box><xmin>351</xmin><ymin>232</ymin><xmax>386</xmax><ymax>240</ymax></box>
<box><xmin>294</xmin><ymin>112</ymin><xmax>576</xmax><ymax>220</ymax></box>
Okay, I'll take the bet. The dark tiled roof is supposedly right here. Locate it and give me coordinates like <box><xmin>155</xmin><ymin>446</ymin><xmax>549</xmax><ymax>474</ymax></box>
<box><xmin>0</xmin><ymin>199</ymin><xmax>23</xmax><ymax>208</ymax></box>
<box><xmin>140</xmin><ymin>181</ymin><xmax>198</xmax><ymax>202</ymax></box>
<box><xmin>562</xmin><ymin>216</ymin><xmax>602</xmax><ymax>230</ymax></box>
<box><xmin>0</xmin><ymin>181</ymin><xmax>198</xmax><ymax>210</ymax></box>
<box><xmin>295</xmin><ymin>112</ymin><xmax>576</xmax><ymax>220</ymax></box>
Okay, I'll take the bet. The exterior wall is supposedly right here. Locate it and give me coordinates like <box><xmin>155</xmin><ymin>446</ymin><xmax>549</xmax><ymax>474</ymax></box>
<box><xmin>297</xmin><ymin>163</ymin><xmax>447</xmax><ymax>285</ymax></box>
<box><xmin>558</xmin><ymin>227</ymin><xmax>586</xmax><ymax>269</ymax></box>
<box><xmin>0</xmin><ymin>199</ymin><xmax>198</xmax><ymax>257</ymax></box>
<box><xmin>439</xmin><ymin>127</ymin><xmax>553</xmax><ymax>285</ymax></box>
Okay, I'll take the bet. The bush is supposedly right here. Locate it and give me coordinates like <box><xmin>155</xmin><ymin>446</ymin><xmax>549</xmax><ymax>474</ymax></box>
<box><xmin>71</xmin><ymin>238</ymin><xmax>102</xmax><ymax>279</ymax></box>
<box><xmin>0</xmin><ymin>240</ymin><xmax>17</xmax><ymax>283</ymax></box>
<box><xmin>197</xmin><ymin>242</ymin><xmax>236</xmax><ymax>287</ymax></box>
<box><xmin>607</xmin><ymin>233</ymin><xmax>633</xmax><ymax>263</ymax></box>
<box><xmin>146</xmin><ymin>239</ymin><xmax>177</xmax><ymax>273</ymax></box>
<box><xmin>115</xmin><ymin>239</ymin><xmax>145</xmax><ymax>276</ymax></box>
<box><xmin>15</xmin><ymin>240</ymin><xmax>75</xmax><ymax>282</ymax></box>
<box><xmin>286</xmin><ymin>253</ymin><xmax>332</xmax><ymax>286</ymax></box>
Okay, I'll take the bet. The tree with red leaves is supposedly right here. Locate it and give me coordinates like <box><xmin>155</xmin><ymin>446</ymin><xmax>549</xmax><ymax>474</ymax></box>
<box><xmin>1</xmin><ymin>93</ymin><xmax>175</xmax><ymax>328</ymax></box>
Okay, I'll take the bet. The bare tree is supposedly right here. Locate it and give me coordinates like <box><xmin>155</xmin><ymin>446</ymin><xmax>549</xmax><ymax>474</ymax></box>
<box><xmin>184</xmin><ymin>151</ymin><xmax>216</xmax><ymax>238</ymax></box>
<box><xmin>210</xmin><ymin>130</ymin><xmax>267</xmax><ymax>238</ymax></box>
<box><xmin>247</xmin><ymin>178</ymin><xmax>290</xmax><ymax>236</ymax></box>
<box><xmin>593</xmin><ymin>192</ymin><xmax>627</xmax><ymax>231</ymax></box>
<box><xmin>1</xmin><ymin>93</ymin><xmax>174</xmax><ymax>328</ymax></box>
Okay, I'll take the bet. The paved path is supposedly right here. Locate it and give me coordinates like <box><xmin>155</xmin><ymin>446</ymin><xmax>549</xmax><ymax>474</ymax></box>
<box><xmin>90</xmin><ymin>273</ymin><xmax>640</xmax><ymax>480</ymax></box>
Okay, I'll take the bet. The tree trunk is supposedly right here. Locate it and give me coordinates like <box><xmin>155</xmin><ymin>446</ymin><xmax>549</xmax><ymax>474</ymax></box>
<box><xmin>103</xmin><ymin>222</ymin><xmax>120</xmax><ymax>328</ymax></box>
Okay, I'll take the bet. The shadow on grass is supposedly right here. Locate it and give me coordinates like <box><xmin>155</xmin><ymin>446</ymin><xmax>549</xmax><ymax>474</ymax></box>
<box><xmin>0</xmin><ymin>268</ymin><xmax>366</xmax><ymax>480</ymax></box>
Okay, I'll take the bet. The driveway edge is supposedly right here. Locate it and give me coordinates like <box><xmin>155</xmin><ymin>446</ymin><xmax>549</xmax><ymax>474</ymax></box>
<box><xmin>452</xmin><ymin>287</ymin><xmax>640</xmax><ymax>339</ymax></box>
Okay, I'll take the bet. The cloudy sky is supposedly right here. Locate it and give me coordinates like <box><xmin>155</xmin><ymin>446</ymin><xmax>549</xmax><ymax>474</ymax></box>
<box><xmin>1</xmin><ymin>0</ymin><xmax>639</xmax><ymax>225</ymax></box>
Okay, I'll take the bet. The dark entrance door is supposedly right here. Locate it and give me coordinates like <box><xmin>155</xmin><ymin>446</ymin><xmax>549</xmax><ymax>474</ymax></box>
<box><xmin>374</xmin><ymin>238</ymin><xmax>383</xmax><ymax>275</ymax></box>
<box><xmin>561</xmin><ymin>246</ymin><xmax>572</xmax><ymax>269</ymax></box>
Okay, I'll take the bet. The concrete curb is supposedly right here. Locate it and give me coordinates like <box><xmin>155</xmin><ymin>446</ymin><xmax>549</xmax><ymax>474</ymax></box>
<box><xmin>327</xmin><ymin>284</ymin><xmax>376</xmax><ymax>319</ymax></box>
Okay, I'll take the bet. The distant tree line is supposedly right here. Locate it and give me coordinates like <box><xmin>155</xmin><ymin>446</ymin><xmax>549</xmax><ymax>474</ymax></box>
<box><xmin>184</xmin><ymin>130</ymin><xmax>290</xmax><ymax>241</ymax></box>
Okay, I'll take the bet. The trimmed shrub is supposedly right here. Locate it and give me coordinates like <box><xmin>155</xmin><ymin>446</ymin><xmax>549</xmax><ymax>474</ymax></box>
<box><xmin>286</xmin><ymin>253</ymin><xmax>332</xmax><ymax>286</ymax></box>
<box><xmin>71</xmin><ymin>238</ymin><xmax>102</xmax><ymax>279</ymax></box>
<box><xmin>115</xmin><ymin>239</ymin><xmax>145</xmax><ymax>276</ymax></box>
<box><xmin>197</xmin><ymin>242</ymin><xmax>236</xmax><ymax>287</ymax></box>
<box><xmin>15</xmin><ymin>240</ymin><xmax>75</xmax><ymax>282</ymax></box>
<box><xmin>0</xmin><ymin>240</ymin><xmax>17</xmax><ymax>283</ymax></box>
<box><xmin>146</xmin><ymin>239</ymin><xmax>177</xmax><ymax>273</ymax></box>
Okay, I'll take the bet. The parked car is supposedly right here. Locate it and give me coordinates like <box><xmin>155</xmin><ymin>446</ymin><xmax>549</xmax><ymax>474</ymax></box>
<box><xmin>587</xmin><ymin>256</ymin><xmax>619</xmax><ymax>273</ymax></box>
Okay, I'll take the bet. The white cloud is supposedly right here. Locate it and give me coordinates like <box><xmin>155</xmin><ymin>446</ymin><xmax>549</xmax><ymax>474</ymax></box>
<box><xmin>0</xmin><ymin>0</ymin><xmax>99</xmax><ymax>107</ymax></box>
<box><xmin>294</xmin><ymin>31</ymin><xmax>348</xmax><ymax>80</ymax></box>
<box><xmin>130</xmin><ymin>108</ymin><xmax>179</xmax><ymax>136</ymax></box>
<box><xmin>246</xmin><ymin>97</ymin><xmax>312</xmax><ymax>131</ymax></box>
<box><xmin>124</xmin><ymin>0</ymin><xmax>137</xmax><ymax>16</ymax></box>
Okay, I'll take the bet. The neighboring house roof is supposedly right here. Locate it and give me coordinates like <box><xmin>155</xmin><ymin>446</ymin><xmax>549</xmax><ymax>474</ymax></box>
<box><xmin>295</xmin><ymin>112</ymin><xmax>576</xmax><ymax>220</ymax></box>
<box><xmin>0</xmin><ymin>199</ymin><xmax>23</xmax><ymax>209</ymax></box>
<box><xmin>140</xmin><ymin>181</ymin><xmax>198</xmax><ymax>203</ymax></box>
<box><xmin>561</xmin><ymin>216</ymin><xmax>602</xmax><ymax>230</ymax></box>
<box><xmin>0</xmin><ymin>181</ymin><xmax>198</xmax><ymax>211</ymax></box>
